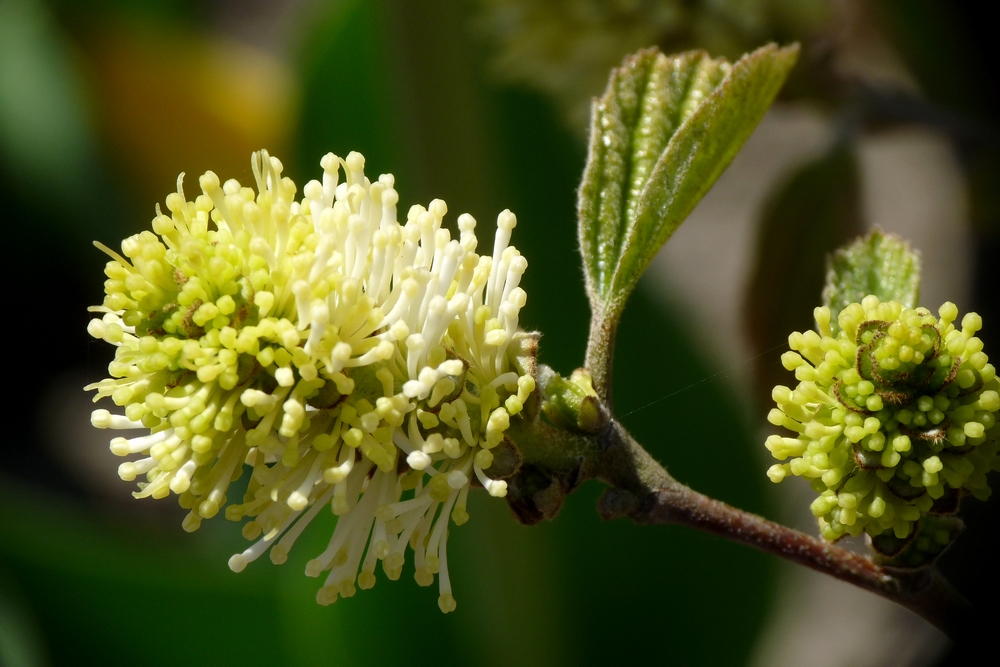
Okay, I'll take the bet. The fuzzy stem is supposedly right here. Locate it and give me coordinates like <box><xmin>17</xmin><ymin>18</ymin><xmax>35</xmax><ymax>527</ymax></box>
<box><xmin>584</xmin><ymin>312</ymin><xmax>617</xmax><ymax>408</ymax></box>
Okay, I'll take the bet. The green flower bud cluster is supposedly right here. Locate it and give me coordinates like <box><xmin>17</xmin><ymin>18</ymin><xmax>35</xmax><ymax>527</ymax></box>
<box><xmin>766</xmin><ymin>296</ymin><xmax>1000</xmax><ymax>544</ymax></box>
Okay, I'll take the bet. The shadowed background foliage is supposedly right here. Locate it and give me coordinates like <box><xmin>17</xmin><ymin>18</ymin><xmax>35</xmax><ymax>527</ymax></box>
<box><xmin>1</xmin><ymin>1</ymin><xmax>996</xmax><ymax>665</ymax></box>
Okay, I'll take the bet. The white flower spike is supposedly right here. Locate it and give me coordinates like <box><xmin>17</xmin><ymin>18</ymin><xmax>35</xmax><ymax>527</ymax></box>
<box><xmin>87</xmin><ymin>150</ymin><xmax>536</xmax><ymax>612</ymax></box>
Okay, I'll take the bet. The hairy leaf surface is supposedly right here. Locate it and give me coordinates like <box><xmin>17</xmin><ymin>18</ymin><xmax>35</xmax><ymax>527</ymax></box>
<box><xmin>823</xmin><ymin>230</ymin><xmax>922</xmax><ymax>329</ymax></box>
<box><xmin>578</xmin><ymin>43</ymin><xmax>799</xmax><ymax>318</ymax></box>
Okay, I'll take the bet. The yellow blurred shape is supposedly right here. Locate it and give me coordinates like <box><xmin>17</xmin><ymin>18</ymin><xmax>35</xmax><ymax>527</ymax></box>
<box><xmin>76</xmin><ymin>17</ymin><xmax>296</xmax><ymax>207</ymax></box>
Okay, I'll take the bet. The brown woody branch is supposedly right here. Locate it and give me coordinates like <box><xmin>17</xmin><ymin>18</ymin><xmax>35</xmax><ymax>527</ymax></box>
<box><xmin>509</xmin><ymin>403</ymin><xmax>969</xmax><ymax>638</ymax></box>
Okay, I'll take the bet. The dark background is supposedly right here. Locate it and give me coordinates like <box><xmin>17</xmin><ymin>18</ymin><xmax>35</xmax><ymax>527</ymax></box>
<box><xmin>1</xmin><ymin>1</ymin><xmax>996</xmax><ymax>665</ymax></box>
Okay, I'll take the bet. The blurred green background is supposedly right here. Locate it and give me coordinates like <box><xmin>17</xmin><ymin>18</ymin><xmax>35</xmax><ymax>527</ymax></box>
<box><xmin>1</xmin><ymin>1</ymin><xmax>997</xmax><ymax>665</ymax></box>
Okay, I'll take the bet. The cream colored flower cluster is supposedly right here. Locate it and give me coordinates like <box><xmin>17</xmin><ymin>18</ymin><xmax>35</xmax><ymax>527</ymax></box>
<box><xmin>87</xmin><ymin>150</ymin><xmax>535</xmax><ymax>612</ymax></box>
<box><xmin>766</xmin><ymin>297</ymin><xmax>999</xmax><ymax>544</ymax></box>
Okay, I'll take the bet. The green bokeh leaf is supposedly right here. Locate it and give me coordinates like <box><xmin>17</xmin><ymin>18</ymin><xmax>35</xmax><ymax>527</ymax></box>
<box><xmin>0</xmin><ymin>0</ymin><xmax>98</xmax><ymax>212</ymax></box>
<box><xmin>822</xmin><ymin>229</ymin><xmax>922</xmax><ymax>327</ymax></box>
<box><xmin>578</xmin><ymin>43</ymin><xmax>799</xmax><ymax>320</ymax></box>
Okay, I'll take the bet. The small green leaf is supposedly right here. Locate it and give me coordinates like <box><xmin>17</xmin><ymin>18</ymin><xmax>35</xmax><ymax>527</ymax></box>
<box><xmin>578</xmin><ymin>43</ymin><xmax>799</xmax><ymax>320</ymax></box>
<box><xmin>822</xmin><ymin>229</ymin><xmax>922</xmax><ymax>327</ymax></box>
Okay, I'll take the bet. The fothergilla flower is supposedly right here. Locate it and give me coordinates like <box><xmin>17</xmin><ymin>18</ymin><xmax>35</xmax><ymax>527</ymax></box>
<box><xmin>766</xmin><ymin>296</ymin><xmax>1000</xmax><ymax>544</ymax></box>
<box><xmin>87</xmin><ymin>150</ymin><xmax>536</xmax><ymax>612</ymax></box>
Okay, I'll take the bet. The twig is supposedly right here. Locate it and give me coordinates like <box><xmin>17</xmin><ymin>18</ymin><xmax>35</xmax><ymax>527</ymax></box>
<box><xmin>584</xmin><ymin>313</ymin><xmax>617</xmax><ymax>408</ymax></box>
<box><xmin>589</xmin><ymin>419</ymin><xmax>970</xmax><ymax>638</ymax></box>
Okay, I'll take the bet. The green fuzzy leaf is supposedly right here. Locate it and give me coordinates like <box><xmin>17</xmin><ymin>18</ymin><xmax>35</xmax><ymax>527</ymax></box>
<box><xmin>823</xmin><ymin>229</ymin><xmax>922</xmax><ymax>329</ymax></box>
<box><xmin>578</xmin><ymin>43</ymin><xmax>799</xmax><ymax>320</ymax></box>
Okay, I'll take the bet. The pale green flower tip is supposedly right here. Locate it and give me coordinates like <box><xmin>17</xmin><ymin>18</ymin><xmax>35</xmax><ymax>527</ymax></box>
<box><xmin>939</xmin><ymin>301</ymin><xmax>959</xmax><ymax>324</ymax></box>
<box><xmin>438</xmin><ymin>593</ymin><xmax>457</xmax><ymax>614</ymax></box>
<box><xmin>965</xmin><ymin>422</ymin><xmax>985</xmax><ymax>439</ymax></box>
<box><xmin>765</xmin><ymin>296</ymin><xmax>1000</xmax><ymax>546</ymax></box>
<box><xmin>923</xmin><ymin>456</ymin><xmax>943</xmax><ymax>474</ymax></box>
<box><xmin>767</xmin><ymin>464</ymin><xmax>789</xmax><ymax>483</ymax></box>
<box><xmin>781</xmin><ymin>351</ymin><xmax>804</xmax><ymax>371</ymax></box>
<box><xmin>87</xmin><ymin>149</ymin><xmax>538</xmax><ymax>611</ymax></box>
<box><xmin>814</xmin><ymin>306</ymin><xmax>832</xmax><ymax>337</ymax></box>
<box><xmin>962</xmin><ymin>312</ymin><xmax>983</xmax><ymax>335</ymax></box>
<box><xmin>979</xmin><ymin>390</ymin><xmax>1000</xmax><ymax>412</ymax></box>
